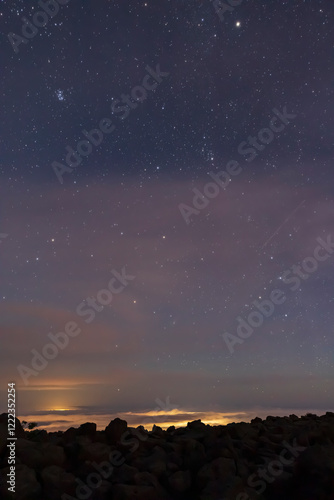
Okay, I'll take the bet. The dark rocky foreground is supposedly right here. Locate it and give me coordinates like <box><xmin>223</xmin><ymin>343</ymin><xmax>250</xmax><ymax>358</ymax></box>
<box><xmin>1</xmin><ymin>412</ymin><xmax>334</xmax><ymax>500</ymax></box>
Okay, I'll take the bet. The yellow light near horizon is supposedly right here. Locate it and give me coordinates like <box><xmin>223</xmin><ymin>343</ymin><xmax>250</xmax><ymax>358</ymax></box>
<box><xmin>47</xmin><ymin>408</ymin><xmax>72</xmax><ymax>412</ymax></box>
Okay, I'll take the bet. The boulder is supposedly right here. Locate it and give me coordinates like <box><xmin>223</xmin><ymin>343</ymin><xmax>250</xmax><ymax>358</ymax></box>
<box><xmin>112</xmin><ymin>483</ymin><xmax>168</xmax><ymax>500</ymax></box>
<box><xmin>77</xmin><ymin>422</ymin><xmax>97</xmax><ymax>438</ymax></box>
<box><xmin>200</xmin><ymin>476</ymin><xmax>247</xmax><ymax>500</ymax></box>
<box><xmin>143</xmin><ymin>446</ymin><xmax>167</xmax><ymax>477</ymax></box>
<box><xmin>78</xmin><ymin>442</ymin><xmax>111</xmax><ymax>462</ymax></box>
<box><xmin>166</xmin><ymin>450</ymin><xmax>183</xmax><ymax>468</ymax></box>
<box><xmin>147</xmin><ymin>458</ymin><xmax>166</xmax><ymax>477</ymax></box>
<box><xmin>134</xmin><ymin>470</ymin><xmax>160</xmax><ymax>487</ymax></box>
<box><xmin>150</xmin><ymin>425</ymin><xmax>164</xmax><ymax>437</ymax></box>
<box><xmin>180</xmin><ymin>437</ymin><xmax>206</xmax><ymax>471</ymax></box>
<box><xmin>168</xmin><ymin>469</ymin><xmax>192</xmax><ymax>492</ymax></box>
<box><xmin>61</xmin><ymin>427</ymin><xmax>77</xmax><ymax>443</ymax></box>
<box><xmin>105</xmin><ymin>418</ymin><xmax>128</xmax><ymax>444</ymax></box>
<box><xmin>41</xmin><ymin>465</ymin><xmax>76</xmax><ymax>497</ymax></box>
<box><xmin>40</xmin><ymin>443</ymin><xmax>66</xmax><ymax>468</ymax></box>
<box><xmin>112</xmin><ymin>463</ymin><xmax>139</xmax><ymax>483</ymax></box>
<box><xmin>16</xmin><ymin>438</ymin><xmax>44</xmax><ymax>469</ymax></box>
<box><xmin>294</xmin><ymin>444</ymin><xmax>334</xmax><ymax>485</ymax></box>
<box><xmin>197</xmin><ymin>456</ymin><xmax>236</xmax><ymax>488</ymax></box>
<box><xmin>227</xmin><ymin>422</ymin><xmax>259</xmax><ymax>441</ymax></box>
<box><xmin>187</xmin><ymin>419</ymin><xmax>206</xmax><ymax>430</ymax></box>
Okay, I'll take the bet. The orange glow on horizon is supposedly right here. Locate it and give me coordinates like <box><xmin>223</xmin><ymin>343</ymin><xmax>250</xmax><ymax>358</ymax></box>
<box><xmin>18</xmin><ymin>409</ymin><xmax>251</xmax><ymax>433</ymax></box>
<box><xmin>47</xmin><ymin>408</ymin><xmax>74</xmax><ymax>412</ymax></box>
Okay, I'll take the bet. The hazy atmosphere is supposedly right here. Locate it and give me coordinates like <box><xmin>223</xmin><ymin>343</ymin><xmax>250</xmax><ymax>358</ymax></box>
<box><xmin>1</xmin><ymin>0</ymin><xmax>333</xmax><ymax>432</ymax></box>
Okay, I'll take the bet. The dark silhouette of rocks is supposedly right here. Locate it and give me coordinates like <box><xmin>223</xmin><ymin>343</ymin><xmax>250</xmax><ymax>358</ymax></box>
<box><xmin>105</xmin><ymin>418</ymin><xmax>127</xmax><ymax>444</ymax></box>
<box><xmin>0</xmin><ymin>412</ymin><xmax>334</xmax><ymax>499</ymax></box>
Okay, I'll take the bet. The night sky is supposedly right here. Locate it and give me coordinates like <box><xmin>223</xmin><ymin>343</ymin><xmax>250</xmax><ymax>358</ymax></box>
<box><xmin>1</xmin><ymin>0</ymin><xmax>334</xmax><ymax>431</ymax></box>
